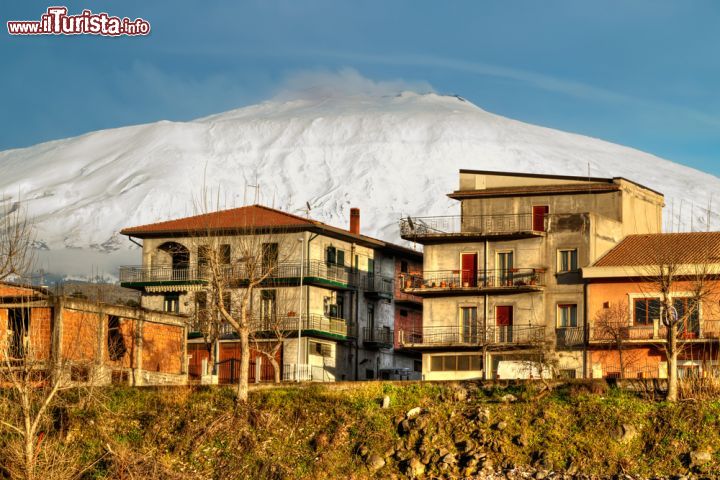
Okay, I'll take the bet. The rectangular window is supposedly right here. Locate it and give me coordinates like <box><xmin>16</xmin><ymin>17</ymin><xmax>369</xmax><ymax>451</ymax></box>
<box><xmin>219</xmin><ymin>244</ymin><xmax>231</xmax><ymax>264</ymax></box>
<box><xmin>197</xmin><ymin>246</ymin><xmax>209</xmax><ymax>268</ymax></box>
<box><xmin>558</xmin><ymin>249</ymin><xmax>578</xmax><ymax>273</ymax></box>
<box><xmin>310</xmin><ymin>341</ymin><xmax>332</xmax><ymax>357</ymax></box>
<box><xmin>634</xmin><ymin>298</ymin><xmax>661</xmax><ymax>325</ymax></box>
<box><xmin>223</xmin><ymin>291</ymin><xmax>232</xmax><ymax>315</ymax></box>
<box><xmin>260</xmin><ymin>290</ymin><xmax>276</xmax><ymax>322</ymax></box>
<box><xmin>674</xmin><ymin>297</ymin><xmax>700</xmax><ymax>337</ymax></box>
<box><xmin>262</xmin><ymin>243</ymin><xmax>279</xmax><ymax>272</ymax></box>
<box><xmin>460</xmin><ymin>306</ymin><xmax>479</xmax><ymax>342</ymax></box>
<box><xmin>326</xmin><ymin>246</ymin><xmax>336</xmax><ymax>265</ymax></box>
<box><xmin>400</xmin><ymin>260</ymin><xmax>408</xmax><ymax>273</ymax></box>
<box><xmin>337</xmin><ymin>250</ymin><xmax>346</xmax><ymax>267</ymax></box>
<box><xmin>107</xmin><ymin>315</ymin><xmax>127</xmax><ymax>361</ymax></box>
<box><xmin>367</xmin><ymin>302</ymin><xmax>375</xmax><ymax>329</ymax></box>
<box><xmin>429</xmin><ymin>355</ymin><xmax>482</xmax><ymax>372</ymax></box>
<box><xmin>163</xmin><ymin>294</ymin><xmax>180</xmax><ymax>313</ymax></box>
<box><xmin>557</xmin><ymin>304</ymin><xmax>578</xmax><ymax>328</ymax></box>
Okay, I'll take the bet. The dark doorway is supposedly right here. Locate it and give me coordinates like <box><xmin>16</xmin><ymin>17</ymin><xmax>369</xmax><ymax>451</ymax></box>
<box><xmin>8</xmin><ymin>308</ymin><xmax>30</xmax><ymax>359</ymax></box>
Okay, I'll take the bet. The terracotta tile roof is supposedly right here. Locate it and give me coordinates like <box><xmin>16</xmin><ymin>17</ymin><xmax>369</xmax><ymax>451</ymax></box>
<box><xmin>448</xmin><ymin>182</ymin><xmax>620</xmax><ymax>199</ymax></box>
<box><xmin>120</xmin><ymin>205</ymin><xmax>422</xmax><ymax>259</ymax></box>
<box><xmin>593</xmin><ymin>232</ymin><xmax>720</xmax><ymax>267</ymax></box>
<box><xmin>120</xmin><ymin>205</ymin><xmax>316</xmax><ymax>236</ymax></box>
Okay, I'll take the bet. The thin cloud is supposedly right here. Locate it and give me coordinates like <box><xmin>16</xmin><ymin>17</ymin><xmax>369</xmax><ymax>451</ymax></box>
<box><xmin>271</xmin><ymin>67</ymin><xmax>434</xmax><ymax>101</ymax></box>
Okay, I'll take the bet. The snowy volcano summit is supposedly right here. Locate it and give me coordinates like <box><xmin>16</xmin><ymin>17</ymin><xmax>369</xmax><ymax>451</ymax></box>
<box><xmin>1</xmin><ymin>91</ymin><xmax>718</xmax><ymax>278</ymax></box>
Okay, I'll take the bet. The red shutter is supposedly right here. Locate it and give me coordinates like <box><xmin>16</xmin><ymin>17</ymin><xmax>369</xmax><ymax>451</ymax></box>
<box><xmin>461</xmin><ymin>253</ymin><xmax>478</xmax><ymax>287</ymax></box>
<box><xmin>496</xmin><ymin>306</ymin><xmax>513</xmax><ymax>326</ymax></box>
<box><xmin>532</xmin><ymin>206</ymin><xmax>549</xmax><ymax>232</ymax></box>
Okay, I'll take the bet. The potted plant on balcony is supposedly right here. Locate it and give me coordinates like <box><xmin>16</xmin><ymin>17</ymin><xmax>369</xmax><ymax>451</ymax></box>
<box><xmin>440</xmin><ymin>280</ymin><xmax>447</xmax><ymax>288</ymax></box>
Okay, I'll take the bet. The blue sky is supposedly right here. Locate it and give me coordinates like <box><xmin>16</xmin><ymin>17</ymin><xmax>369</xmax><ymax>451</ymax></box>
<box><xmin>1</xmin><ymin>1</ymin><xmax>719</xmax><ymax>175</ymax></box>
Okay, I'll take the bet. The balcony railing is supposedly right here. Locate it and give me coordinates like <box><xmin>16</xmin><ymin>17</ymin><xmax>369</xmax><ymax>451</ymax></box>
<box><xmin>400</xmin><ymin>213</ymin><xmax>542</xmax><ymax>239</ymax></box>
<box><xmin>399</xmin><ymin>268</ymin><xmax>545</xmax><ymax>292</ymax></box>
<box><xmin>358</xmin><ymin>272</ymin><xmax>394</xmax><ymax>296</ymax></box>
<box><xmin>590</xmin><ymin>320</ymin><xmax>720</xmax><ymax>343</ymax></box>
<box><xmin>362</xmin><ymin>327</ymin><xmax>394</xmax><ymax>347</ymax></box>
<box><xmin>213</xmin><ymin>313</ymin><xmax>349</xmax><ymax>338</ymax></box>
<box><xmin>555</xmin><ymin>327</ymin><xmax>585</xmax><ymax>348</ymax></box>
<box><xmin>119</xmin><ymin>259</ymin><xmax>357</xmax><ymax>288</ymax></box>
<box><xmin>397</xmin><ymin>325</ymin><xmax>545</xmax><ymax>347</ymax></box>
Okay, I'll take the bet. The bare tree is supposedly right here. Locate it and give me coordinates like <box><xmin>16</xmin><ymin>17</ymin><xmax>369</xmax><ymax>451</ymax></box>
<box><xmin>594</xmin><ymin>301</ymin><xmax>633</xmax><ymax>379</ymax></box>
<box><xmin>188</xmin><ymin>198</ymin><xmax>300</xmax><ymax>401</ymax></box>
<box><xmin>0</xmin><ymin>198</ymin><xmax>35</xmax><ymax>282</ymax></box>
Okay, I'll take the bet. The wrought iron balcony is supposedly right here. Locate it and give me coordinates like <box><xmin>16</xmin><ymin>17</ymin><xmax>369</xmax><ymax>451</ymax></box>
<box><xmin>362</xmin><ymin>327</ymin><xmax>394</xmax><ymax>349</ymax></box>
<box><xmin>358</xmin><ymin>272</ymin><xmax>394</xmax><ymax>299</ymax></box>
<box><xmin>396</xmin><ymin>324</ymin><xmax>545</xmax><ymax>348</ymax></box>
<box><xmin>589</xmin><ymin>320</ymin><xmax>720</xmax><ymax>343</ymax></box>
<box><xmin>119</xmin><ymin>259</ymin><xmax>358</xmax><ymax>290</ymax></box>
<box><xmin>399</xmin><ymin>268</ymin><xmax>545</xmax><ymax>296</ymax></box>
<box><xmin>555</xmin><ymin>327</ymin><xmax>585</xmax><ymax>348</ymax></box>
<box><xmin>399</xmin><ymin>213</ymin><xmax>544</xmax><ymax>243</ymax></box>
<box><xmin>212</xmin><ymin>313</ymin><xmax>349</xmax><ymax>339</ymax></box>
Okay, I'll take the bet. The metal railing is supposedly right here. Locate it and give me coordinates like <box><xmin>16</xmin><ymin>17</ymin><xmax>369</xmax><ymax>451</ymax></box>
<box><xmin>590</xmin><ymin>320</ymin><xmax>720</xmax><ymax>342</ymax></box>
<box><xmin>362</xmin><ymin>327</ymin><xmax>394</xmax><ymax>346</ymax></box>
<box><xmin>119</xmin><ymin>259</ymin><xmax>358</xmax><ymax>287</ymax></box>
<box><xmin>400</xmin><ymin>213</ymin><xmax>540</xmax><ymax>238</ymax></box>
<box><xmin>399</xmin><ymin>268</ymin><xmax>545</xmax><ymax>291</ymax></box>
<box><xmin>214</xmin><ymin>313</ymin><xmax>349</xmax><ymax>337</ymax></box>
<box><xmin>555</xmin><ymin>327</ymin><xmax>585</xmax><ymax>347</ymax></box>
<box><xmin>282</xmin><ymin>364</ymin><xmax>334</xmax><ymax>382</ymax></box>
<box><xmin>397</xmin><ymin>324</ymin><xmax>545</xmax><ymax>347</ymax></box>
<box><xmin>358</xmin><ymin>272</ymin><xmax>394</xmax><ymax>295</ymax></box>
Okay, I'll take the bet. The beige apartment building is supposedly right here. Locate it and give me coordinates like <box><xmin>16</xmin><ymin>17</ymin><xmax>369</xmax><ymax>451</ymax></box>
<box><xmin>397</xmin><ymin>169</ymin><xmax>664</xmax><ymax>380</ymax></box>
<box><xmin>119</xmin><ymin>205</ymin><xmax>422</xmax><ymax>383</ymax></box>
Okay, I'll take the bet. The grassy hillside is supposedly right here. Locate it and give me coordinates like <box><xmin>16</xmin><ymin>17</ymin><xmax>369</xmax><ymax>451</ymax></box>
<box><xmin>2</xmin><ymin>381</ymin><xmax>719</xmax><ymax>479</ymax></box>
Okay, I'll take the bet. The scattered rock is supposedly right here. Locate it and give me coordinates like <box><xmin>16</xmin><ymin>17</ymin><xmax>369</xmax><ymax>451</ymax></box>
<box><xmin>312</xmin><ymin>432</ymin><xmax>329</xmax><ymax>451</ymax></box>
<box><xmin>441</xmin><ymin>452</ymin><xmax>457</xmax><ymax>464</ymax></box>
<box><xmin>398</xmin><ymin>419</ymin><xmax>411</xmax><ymax>435</ymax></box>
<box><xmin>358</xmin><ymin>444</ymin><xmax>369</xmax><ymax>458</ymax></box>
<box><xmin>406</xmin><ymin>457</ymin><xmax>426</xmax><ymax>477</ymax></box>
<box><xmin>500</xmin><ymin>394</ymin><xmax>518</xmax><ymax>403</ymax></box>
<box><xmin>366</xmin><ymin>453</ymin><xmax>385</xmax><ymax>473</ymax></box>
<box><xmin>382</xmin><ymin>395</ymin><xmax>391</xmax><ymax>409</ymax></box>
<box><xmin>690</xmin><ymin>449</ymin><xmax>713</xmax><ymax>467</ymax></box>
<box><xmin>406</xmin><ymin>407</ymin><xmax>422</xmax><ymax>419</ymax></box>
<box><xmin>618</xmin><ymin>424</ymin><xmax>638</xmax><ymax>444</ymax></box>
<box><xmin>453</xmin><ymin>387</ymin><xmax>468</xmax><ymax>402</ymax></box>
<box><xmin>495</xmin><ymin>420</ymin><xmax>508</xmax><ymax>431</ymax></box>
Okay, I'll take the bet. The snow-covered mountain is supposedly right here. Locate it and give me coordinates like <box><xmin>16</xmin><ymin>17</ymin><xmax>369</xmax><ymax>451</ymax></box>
<box><xmin>1</xmin><ymin>91</ymin><xmax>718</xmax><ymax>279</ymax></box>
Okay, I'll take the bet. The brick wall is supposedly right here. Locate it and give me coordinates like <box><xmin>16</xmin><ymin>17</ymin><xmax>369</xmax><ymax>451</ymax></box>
<box><xmin>29</xmin><ymin>307</ymin><xmax>52</xmax><ymax>360</ymax></box>
<box><xmin>142</xmin><ymin>322</ymin><xmax>183</xmax><ymax>374</ymax></box>
<box><xmin>0</xmin><ymin>308</ymin><xmax>6</xmax><ymax>347</ymax></box>
<box><xmin>105</xmin><ymin>316</ymin><xmax>136</xmax><ymax>369</ymax></box>
<box><xmin>61</xmin><ymin>309</ymin><xmax>100</xmax><ymax>361</ymax></box>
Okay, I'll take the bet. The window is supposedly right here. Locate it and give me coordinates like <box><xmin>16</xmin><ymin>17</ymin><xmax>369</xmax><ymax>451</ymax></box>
<box><xmin>430</xmin><ymin>355</ymin><xmax>482</xmax><ymax>371</ymax></box>
<box><xmin>557</xmin><ymin>304</ymin><xmax>578</xmax><ymax>328</ymax></box>
<box><xmin>219</xmin><ymin>244</ymin><xmax>231</xmax><ymax>264</ymax></box>
<box><xmin>326</xmin><ymin>246</ymin><xmax>336</xmax><ymax>265</ymax></box>
<box><xmin>365</xmin><ymin>369</ymin><xmax>375</xmax><ymax>380</ymax></box>
<box><xmin>399</xmin><ymin>309</ymin><xmax>408</xmax><ymax>317</ymax></box>
<box><xmin>336</xmin><ymin>295</ymin><xmax>344</xmax><ymax>319</ymax></box>
<box><xmin>367</xmin><ymin>257</ymin><xmax>374</xmax><ymax>273</ymax></box>
<box><xmin>413</xmin><ymin>360</ymin><xmax>422</xmax><ymax>372</ymax></box>
<box><xmin>195</xmin><ymin>292</ymin><xmax>208</xmax><ymax>323</ymax></box>
<box><xmin>496</xmin><ymin>251</ymin><xmax>514</xmax><ymax>285</ymax></box>
<box><xmin>558</xmin><ymin>249</ymin><xmax>578</xmax><ymax>273</ymax></box>
<box><xmin>674</xmin><ymin>297</ymin><xmax>700</xmax><ymax>337</ymax></box>
<box><xmin>558</xmin><ymin>369</ymin><xmax>577</xmax><ymax>379</ymax></box>
<box><xmin>634</xmin><ymin>298</ymin><xmax>661</xmax><ymax>325</ymax></box>
<box><xmin>223</xmin><ymin>291</ymin><xmax>232</xmax><ymax>315</ymax></box>
<box><xmin>163</xmin><ymin>294</ymin><xmax>180</xmax><ymax>313</ymax></box>
<box><xmin>367</xmin><ymin>303</ymin><xmax>375</xmax><ymax>329</ymax></box>
<box><xmin>260</xmin><ymin>290</ymin><xmax>276</xmax><ymax>322</ymax></box>
<box><xmin>262</xmin><ymin>243</ymin><xmax>278</xmax><ymax>272</ymax></box>
<box><xmin>460</xmin><ymin>306</ymin><xmax>479</xmax><ymax>342</ymax></box>
<box><xmin>337</xmin><ymin>250</ymin><xmax>346</xmax><ymax>267</ymax></box>
<box><xmin>310</xmin><ymin>341</ymin><xmax>332</xmax><ymax>357</ymax></box>
<box><xmin>197</xmin><ymin>246</ymin><xmax>209</xmax><ymax>268</ymax></box>
<box><xmin>400</xmin><ymin>260</ymin><xmax>408</xmax><ymax>273</ymax></box>
<box><xmin>107</xmin><ymin>315</ymin><xmax>127</xmax><ymax>361</ymax></box>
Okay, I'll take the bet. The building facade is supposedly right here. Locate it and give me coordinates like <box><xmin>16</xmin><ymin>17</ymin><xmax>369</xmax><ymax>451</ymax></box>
<box><xmin>0</xmin><ymin>283</ymin><xmax>188</xmax><ymax>385</ymax></box>
<box><xmin>119</xmin><ymin>205</ymin><xmax>422</xmax><ymax>383</ymax></box>
<box><xmin>583</xmin><ymin>232</ymin><xmax>720</xmax><ymax>379</ymax></box>
<box><xmin>397</xmin><ymin>169</ymin><xmax>664</xmax><ymax>380</ymax></box>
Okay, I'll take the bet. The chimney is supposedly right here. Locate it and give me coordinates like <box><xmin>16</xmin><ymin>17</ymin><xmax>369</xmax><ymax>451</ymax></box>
<box><xmin>350</xmin><ymin>208</ymin><xmax>360</xmax><ymax>234</ymax></box>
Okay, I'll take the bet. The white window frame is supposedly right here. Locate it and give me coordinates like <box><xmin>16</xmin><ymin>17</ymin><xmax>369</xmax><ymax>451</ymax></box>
<box><xmin>557</xmin><ymin>248</ymin><xmax>578</xmax><ymax>273</ymax></box>
<box><xmin>556</xmin><ymin>303</ymin><xmax>578</xmax><ymax>328</ymax></box>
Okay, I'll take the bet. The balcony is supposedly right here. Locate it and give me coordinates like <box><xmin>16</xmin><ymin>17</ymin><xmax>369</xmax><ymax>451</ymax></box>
<box><xmin>397</xmin><ymin>325</ymin><xmax>545</xmax><ymax>349</ymax></box>
<box><xmin>119</xmin><ymin>259</ymin><xmax>358</xmax><ymax>291</ymax></box>
<box><xmin>362</xmin><ymin>327</ymin><xmax>394</xmax><ymax>349</ymax></box>
<box><xmin>213</xmin><ymin>313</ymin><xmax>349</xmax><ymax>340</ymax></box>
<box><xmin>399</xmin><ymin>213</ymin><xmax>545</xmax><ymax>244</ymax></box>
<box><xmin>399</xmin><ymin>268</ymin><xmax>545</xmax><ymax>297</ymax></box>
<box><xmin>555</xmin><ymin>327</ymin><xmax>585</xmax><ymax>348</ymax></box>
<box><xmin>589</xmin><ymin>320</ymin><xmax>720</xmax><ymax>343</ymax></box>
<box><xmin>358</xmin><ymin>273</ymin><xmax>394</xmax><ymax>300</ymax></box>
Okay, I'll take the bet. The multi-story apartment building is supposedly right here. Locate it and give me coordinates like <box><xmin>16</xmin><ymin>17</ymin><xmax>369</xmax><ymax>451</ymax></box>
<box><xmin>119</xmin><ymin>205</ymin><xmax>422</xmax><ymax>383</ymax></box>
<box><xmin>583</xmin><ymin>232</ymin><xmax>720</xmax><ymax>379</ymax></box>
<box><xmin>397</xmin><ymin>169</ymin><xmax>664</xmax><ymax>380</ymax></box>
